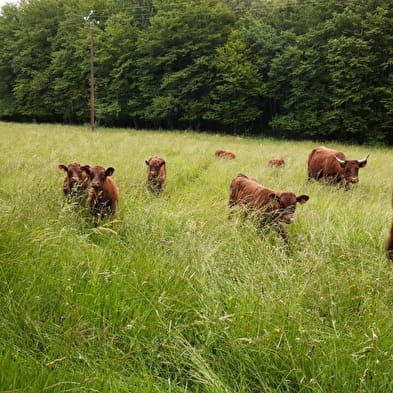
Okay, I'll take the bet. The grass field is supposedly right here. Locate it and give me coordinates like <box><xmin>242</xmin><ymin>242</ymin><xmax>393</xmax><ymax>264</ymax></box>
<box><xmin>1</xmin><ymin>122</ymin><xmax>393</xmax><ymax>393</ymax></box>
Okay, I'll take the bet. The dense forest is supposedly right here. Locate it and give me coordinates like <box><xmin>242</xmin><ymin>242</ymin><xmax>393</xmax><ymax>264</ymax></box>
<box><xmin>0</xmin><ymin>0</ymin><xmax>392</xmax><ymax>144</ymax></box>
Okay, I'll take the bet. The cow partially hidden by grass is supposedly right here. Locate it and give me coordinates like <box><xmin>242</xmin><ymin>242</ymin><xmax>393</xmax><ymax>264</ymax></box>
<box><xmin>215</xmin><ymin>149</ymin><xmax>236</xmax><ymax>160</ymax></box>
<box><xmin>268</xmin><ymin>157</ymin><xmax>285</xmax><ymax>168</ymax></box>
<box><xmin>81</xmin><ymin>165</ymin><xmax>119</xmax><ymax>216</ymax></box>
<box><xmin>58</xmin><ymin>163</ymin><xmax>90</xmax><ymax>199</ymax></box>
<box><xmin>386</xmin><ymin>192</ymin><xmax>393</xmax><ymax>262</ymax></box>
<box><xmin>228</xmin><ymin>173</ymin><xmax>309</xmax><ymax>240</ymax></box>
<box><xmin>308</xmin><ymin>146</ymin><xmax>369</xmax><ymax>189</ymax></box>
<box><xmin>145</xmin><ymin>156</ymin><xmax>166</xmax><ymax>193</ymax></box>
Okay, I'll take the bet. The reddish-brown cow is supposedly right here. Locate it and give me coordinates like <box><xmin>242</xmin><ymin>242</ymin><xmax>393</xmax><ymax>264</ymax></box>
<box><xmin>268</xmin><ymin>157</ymin><xmax>285</xmax><ymax>168</ymax></box>
<box><xmin>215</xmin><ymin>149</ymin><xmax>236</xmax><ymax>160</ymax></box>
<box><xmin>386</xmin><ymin>192</ymin><xmax>393</xmax><ymax>262</ymax></box>
<box><xmin>307</xmin><ymin>146</ymin><xmax>369</xmax><ymax>188</ymax></box>
<box><xmin>228</xmin><ymin>173</ymin><xmax>309</xmax><ymax>239</ymax></box>
<box><xmin>145</xmin><ymin>156</ymin><xmax>166</xmax><ymax>193</ymax></box>
<box><xmin>58</xmin><ymin>163</ymin><xmax>90</xmax><ymax>197</ymax></box>
<box><xmin>81</xmin><ymin>165</ymin><xmax>119</xmax><ymax>216</ymax></box>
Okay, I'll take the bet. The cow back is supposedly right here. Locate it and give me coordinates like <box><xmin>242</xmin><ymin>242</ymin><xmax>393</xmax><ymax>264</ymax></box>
<box><xmin>215</xmin><ymin>149</ymin><xmax>236</xmax><ymax>160</ymax></box>
<box><xmin>229</xmin><ymin>174</ymin><xmax>278</xmax><ymax>211</ymax></box>
<box><xmin>308</xmin><ymin>146</ymin><xmax>345</xmax><ymax>180</ymax></box>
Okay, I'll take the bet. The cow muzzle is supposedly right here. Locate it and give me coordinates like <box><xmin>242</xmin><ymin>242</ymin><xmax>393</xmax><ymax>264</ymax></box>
<box><xmin>282</xmin><ymin>216</ymin><xmax>295</xmax><ymax>224</ymax></box>
<box><xmin>349</xmin><ymin>177</ymin><xmax>359</xmax><ymax>183</ymax></box>
<box><xmin>92</xmin><ymin>182</ymin><xmax>101</xmax><ymax>190</ymax></box>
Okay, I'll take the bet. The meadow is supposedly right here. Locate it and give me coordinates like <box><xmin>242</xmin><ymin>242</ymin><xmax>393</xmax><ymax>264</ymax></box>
<box><xmin>1</xmin><ymin>122</ymin><xmax>393</xmax><ymax>393</ymax></box>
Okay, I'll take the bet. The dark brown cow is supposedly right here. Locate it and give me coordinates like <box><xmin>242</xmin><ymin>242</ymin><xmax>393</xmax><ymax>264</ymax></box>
<box><xmin>81</xmin><ymin>165</ymin><xmax>119</xmax><ymax>216</ymax></box>
<box><xmin>145</xmin><ymin>156</ymin><xmax>166</xmax><ymax>193</ymax></box>
<box><xmin>58</xmin><ymin>163</ymin><xmax>90</xmax><ymax>197</ymax></box>
<box><xmin>386</xmin><ymin>192</ymin><xmax>393</xmax><ymax>262</ymax></box>
<box><xmin>215</xmin><ymin>149</ymin><xmax>236</xmax><ymax>160</ymax></box>
<box><xmin>229</xmin><ymin>173</ymin><xmax>309</xmax><ymax>239</ymax></box>
<box><xmin>308</xmin><ymin>146</ymin><xmax>369</xmax><ymax>188</ymax></box>
<box><xmin>268</xmin><ymin>157</ymin><xmax>285</xmax><ymax>168</ymax></box>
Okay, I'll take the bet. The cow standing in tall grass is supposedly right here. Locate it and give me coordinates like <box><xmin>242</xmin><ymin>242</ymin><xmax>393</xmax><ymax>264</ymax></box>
<box><xmin>81</xmin><ymin>165</ymin><xmax>119</xmax><ymax>216</ymax></box>
<box><xmin>386</xmin><ymin>192</ymin><xmax>393</xmax><ymax>261</ymax></box>
<box><xmin>146</xmin><ymin>156</ymin><xmax>166</xmax><ymax>193</ymax></box>
<box><xmin>307</xmin><ymin>146</ymin><xmax>369</xmax><ymax>189</ymax></box>
<box><xmin>229</xmin><ymin>173</ymin><xmax>309</xmax><ymax>240</ymax></box>
<box><xmin>58</xmin><ymin>163</ymin><xmax>90</xmax><ymax>199</ymax></box>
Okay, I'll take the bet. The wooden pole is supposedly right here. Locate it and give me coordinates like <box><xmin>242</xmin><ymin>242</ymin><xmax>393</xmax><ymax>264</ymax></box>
<box><xmin>89</xmin><ymin>20</ymin><xmax>95</xmax><ymax>132</ymax></box>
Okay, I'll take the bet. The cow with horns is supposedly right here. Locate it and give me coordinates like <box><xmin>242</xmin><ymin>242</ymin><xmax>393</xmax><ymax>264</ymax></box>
<box><xmin>307</xmin><ymin>146</ymin><xmax>369</xmax><ymax>189</ymax></box>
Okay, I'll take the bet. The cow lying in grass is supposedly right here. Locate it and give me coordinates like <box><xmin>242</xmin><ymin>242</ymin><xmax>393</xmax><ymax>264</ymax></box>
<box><xmin>308</xmin><ymin>146</ymin><xmax>369</xmax><ymax>189</ymax></box>
<box><xmin>268</xmin><ymin>157</ymin><xmax>285</xmax><ymax>167</ymax></box>
<box><xmin>229</xmin><ymin>173</ymin><xmax>309</xmax><ymax>240</ymax></box>
<box><xmin>215</xmin><ymin>149</ymin><xmax>236</xmax><ymax>160</ymax></box>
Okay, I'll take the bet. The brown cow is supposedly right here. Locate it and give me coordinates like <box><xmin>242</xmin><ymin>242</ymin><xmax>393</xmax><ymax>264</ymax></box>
<box><xmin>81</xmin><ymin>165</ymin><xmax>119</xmax><ymax>216</ymax></box>
<box><xmin>307</xmin><ymin>146</ymin><xmax>369</xmax><ymax>188</ymax></box>
<box><xmin>268</xmin><ymin>157</ymin><xmax>285</xmax><ymax>168</ymax></box>
<box><xmin>386</xmin><ymin>191</ymin><xmax>393</xmax><ymax>262</ymax></box>
<box><xmin>145</xmin><ymin>156</ymin><xmax>166</xmax><ymax>193</ymax></box>
<box><xmin>58</xmin><ymin>163</ymin><xmax>90</xmax><ymax>197</ymax></box>
<box><xmin>229</xmin><ymin>173</ymin><xmax>309</xmax><ymax>239</ymax></box>
<box><xmin>215</xmin><ymin>149</ymin><xmax>236</xmax><ymax>160</ymax></box>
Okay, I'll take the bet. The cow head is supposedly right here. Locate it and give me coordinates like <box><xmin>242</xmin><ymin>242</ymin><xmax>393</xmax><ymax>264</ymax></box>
<box><xmin>269</xmin><ymin>192</ymin><xmax>309</xmax><ymax>224</ymax></box>
<box><xmin>146</xmin><ymin>157</ymin><xmax>165</xmax><ymax>180</ymax></box>
<box><xmin>82</xmin><ymin>165</ymin><xmax>115</xmax><ymax>191</ymax></box>
<box><xmin>59</xmin><ymin>163</ymin><xmax>90</xmax><ymax>191</ymax></box>
<box><xmin>335</xmin><ymin>154</ymin><xmax>369</xmax><ymax>184</ymax></box>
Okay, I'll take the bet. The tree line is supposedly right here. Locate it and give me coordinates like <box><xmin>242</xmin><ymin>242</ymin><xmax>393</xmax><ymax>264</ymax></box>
<box><xmin>0</xmin><ymin>0</ymin><xmax>392</xmax><ymax>144</ymax></box>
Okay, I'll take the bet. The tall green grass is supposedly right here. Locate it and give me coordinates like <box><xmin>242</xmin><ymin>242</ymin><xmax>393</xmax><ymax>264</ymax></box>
<box><xmin>1</xmin><ymin>122</ymin><xmax>393</xmax><ymax>392</ymax></box>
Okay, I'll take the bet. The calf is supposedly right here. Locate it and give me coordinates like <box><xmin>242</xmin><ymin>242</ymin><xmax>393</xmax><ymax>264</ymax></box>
<box><xmin>386</xmin><ymin>192</ymin><xmax>393</xmax><ymax>262</ymax></box>
<box><xmin>58</xmin><ymin>163</ymin><xmax>90</xmax><ymax>197</ymax></box>
<box><xmin>81</xmin><ymin>165</ymin><xmax>119</xmax><ymax>216</ymax></box>
<box><xmin>145</xmin><ymin>156</ymin><xmax>166</xmax><ymax>193</ymax></box>
<box><xmin>308</xmin><ymin>146</ymin><xmax>369</xmax><ymax>188</ymax></box>
<box><xmin>229</xmin><ymin>173</ymin><xmax>309</xmax><ymax>239</ymax></box>
<box><xmin>215</xmin><ymin>149</ymin><xmax>236</xmax><ymax>160</ymax></box>
<box><xmin>268</xmin><ymin>157</ymin><xmax>285</xmax><ymax>168</ymax></box>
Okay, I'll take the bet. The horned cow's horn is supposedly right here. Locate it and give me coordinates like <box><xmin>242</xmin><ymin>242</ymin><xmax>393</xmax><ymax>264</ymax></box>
<box><xmin>335</xmin><ymin>156</ymin><xmax>345</xmax><ymax>164</ymax></box>
<box><xmin>358</xmin><ymin>153</ymin><xmax>370</xmax><ymax>164</ymax></box>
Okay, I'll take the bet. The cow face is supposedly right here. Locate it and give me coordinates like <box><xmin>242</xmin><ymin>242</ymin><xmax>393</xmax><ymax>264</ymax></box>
<box><xmin>82</xmin><ymin>166</ymin><xmax>115</xmax><ymax>191</ymax></box>
<box><xmin>335</xmin><ymin>154</ymin><xmax>369</xmax><ymax>184</ymax></box>
<box><xmin>59</xmin><ymin>163</ymin><xmax>90</xmax><ymax>191</ymax></box>
<box><xmin>269</xmin><ymin>192</ymin><xmax>309</xmax><ymax>224</ymax></box>
<box><xmin>146</xmin><ymin>158</ymin><xmax>165</xmax><ymax>179</ymax></box>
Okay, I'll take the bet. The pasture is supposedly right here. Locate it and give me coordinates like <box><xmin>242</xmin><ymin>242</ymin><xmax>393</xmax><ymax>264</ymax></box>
<box><xmin>1</xmin><ymin>122</ymin><xmax>393</xmax><ymax>392</ymax></box>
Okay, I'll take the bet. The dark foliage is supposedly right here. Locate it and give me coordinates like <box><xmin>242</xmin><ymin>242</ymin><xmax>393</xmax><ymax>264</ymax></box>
<box><xmin>0</xmin><ymin>0</ymin><xmax>392</xmax><ymax>144</ymax></box>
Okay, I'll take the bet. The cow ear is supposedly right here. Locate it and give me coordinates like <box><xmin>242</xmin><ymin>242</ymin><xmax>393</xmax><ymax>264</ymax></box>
<box><xmin>297</xmin><ymin>195</ymin><xmax>309</xmax><ymax>204</ymax></box>
<box><xmin>106</xmin><ymin>167</ymin><xmax>115</xmax><ymax>176</ymax></box>
<box><xmin>58</xmin><ymin>164</ymin><xmax>68</xmax><ymax>172</ymax></box>
<box><xmin>160</xmin><ymin>161</ymin><xmax>166</xmax><ymax>167</ymax></box>
<box><xmin>145</xmin><ymin>160</ymin><xmax>150</xmax><ymax>166</ymax></box>
<box><xmin>81</xmin><ymin>165</ymin><xmax>91</xmax><ymax>175</ymax></box>
<box><xmin>269</xmin><ymin>193</ymin><xmax>281</xmax><ymax>203</ymax></box>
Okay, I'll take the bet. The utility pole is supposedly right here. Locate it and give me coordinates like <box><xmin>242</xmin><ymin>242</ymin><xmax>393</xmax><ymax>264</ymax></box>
<box><xmin>84</xmin><ymin>10</ymin><xmax>99</xmax><ymax>131</ymax></box>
